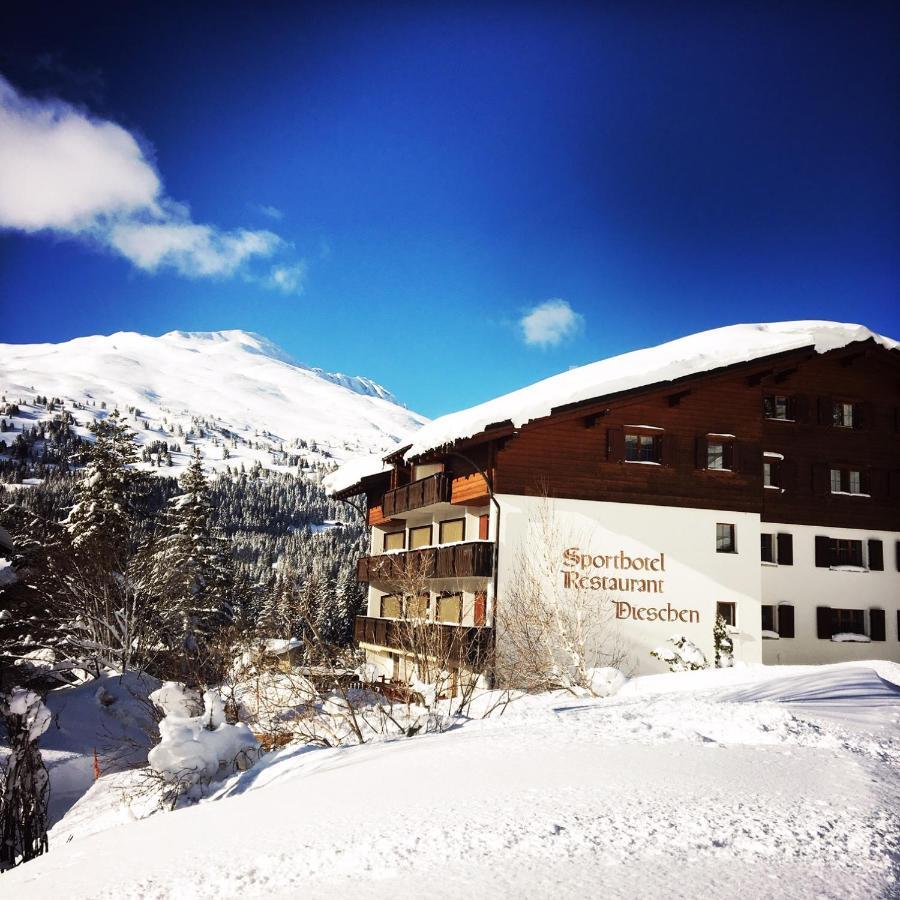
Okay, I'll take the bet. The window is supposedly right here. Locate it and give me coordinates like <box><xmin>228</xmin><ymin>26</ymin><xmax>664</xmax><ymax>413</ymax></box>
<box><xmin>405</xmin><ymin>594</ymin><xmax>429</xmax><ymax>619</ymax></box>
<box><xmin>625</xmin><ymin>432</ymin><xmax>660</xmax><ymax>463</ymax></box>
<box><xmin>436</xmin><ymin>592</ymin><xmax>462</xmax><ymax>624</ymax></box>
<box><xmin>832</xmin><ymin>608</ymin><xmax>865</xmax><ymax>634</ymax></box>
<box><xmin>380</xmin><ymin>594</ymin><xmax>402</xmax><ymax>619</ymax></box>
<box><xmin>763</xmin><ymin>395</ymin><xmax>792</xmax><ymax>420</ymax></box>
<box><xmin>409</xmin><ymin>524</ymin><xmax>432</xmax><ymax>550</ymax></box>
<box><xmin>817</xmin><ymin>606</ymin><xmax>867</xmax><ymax>639</ymax></box>
<box><xmin>832</xmin><ymin>539</ymin><xmax>863</xmax><ymax>567</ymax></box>
<box><xmin>707</xmin><ymin>438</ymin><xmax>733</xmax><ymax>470</ymax></box>
<box><xmin>716</xmin><ymin>523</ymin><xmax>736</xmax><ymax>553</ymax></box>
<box><xmin>830</xmin><ymin>468</ymin><xmax>864</xmax><ymax>495</ymax></box>
<box><xmin>763</xmin><ymin>459</ymin><xmax>781</xmax><ymax>488</ymax></box>
<box><xmin>760</xmin><ymin>533</ymin><xmax>774</xmax><ymax>563</ymax></box>
<box><xmin>412</xmin><ymin>462</ymin><xmax>443</xmax><ymax>481</ymax></box>
<box><xmin>716</xmin><ymin>601</ymin><xmax>736</xmax><ymax>626</ymax></box>
<box><xmin>438</xmin><ymin>518</ymin><xmax>465</xmax><ymax>544</ymax></box>
<box><xmin>383</xmin><ymin>531</ymin><xmax>405</xmax><ymax>552</ymax></box>
<box><xmin>761</xmin><ymin>605</ymin><xmax>775</xmax><ymax>632</ymax></box>
<box><xmin>832</xmin><ymin>401</ymin><xmax>855</xmax><ymax>428</ymax></box>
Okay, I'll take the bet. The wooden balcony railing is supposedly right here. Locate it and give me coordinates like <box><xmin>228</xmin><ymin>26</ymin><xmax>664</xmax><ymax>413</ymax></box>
<box><xmin>356</xmin><ymin>541</ymin><xmax>494</xmax><ymax>583</ymax></box>
<box><xmin>354</xmin><ymin>616</ymin><xmax>493</xmax><ymax>666</ymax></box>
<box><xmin>382</xmin><ymin>473</ymin><xmax>452</xmax><ymax>517</ymax></box>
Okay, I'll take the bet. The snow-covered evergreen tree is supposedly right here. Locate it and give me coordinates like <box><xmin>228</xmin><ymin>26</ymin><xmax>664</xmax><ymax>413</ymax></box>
<box><xmin>713</xmin><ymin>614</ymin><xmax>734</xmax><ymax>668</ymax></box>
<box><xmin>331</xmin><ymin>568</ymin><xmax>363</xmax><ymax>646</ymax></box>
<box><xmin>0</xmin><ymin>688</ymin><xmax>51</xmax><ymax>870</ymax></box>
<box><xmin>65</xmin><ymin>412</ymin><xmax>142</xmax><ymax>569</ymax></box>
<box><xmin>154</xmin><ymin>448</ymin><xmax>234</xmax><ymax>655</ymax></box>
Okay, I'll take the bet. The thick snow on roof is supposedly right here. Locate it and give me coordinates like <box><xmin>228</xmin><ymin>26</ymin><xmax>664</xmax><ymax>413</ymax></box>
<box><xmin>405</xmin><ymin>321</ymin><xmax>896</xmax><ymax>459</ymax></box>
<box><xmin>324</xmin><ymin>321</ymin><xmax>896</xmax><ymax>492</ymax></box>
<box><xmin>323</xmin><ymin>452</ymin><xmax>391</xmax><ymax>496</ymax></box>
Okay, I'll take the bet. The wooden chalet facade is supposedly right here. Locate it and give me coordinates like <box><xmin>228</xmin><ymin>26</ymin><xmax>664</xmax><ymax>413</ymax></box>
<box><xmin>330</xmin><ymin>324</ymin><xmax>900</xmax><ymax>682</ymax></box>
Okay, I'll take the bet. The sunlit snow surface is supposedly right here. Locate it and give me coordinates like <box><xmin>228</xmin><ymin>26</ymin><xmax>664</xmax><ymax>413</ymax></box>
<box><xmin>7</xmin><ymin>661</ymin><xmax>900</xmax><ymax>899</ymax></box>
<box><xmin>0</xmin><ymin>330</ymin><xmax>427</xmax><ymax>474</ymax></box>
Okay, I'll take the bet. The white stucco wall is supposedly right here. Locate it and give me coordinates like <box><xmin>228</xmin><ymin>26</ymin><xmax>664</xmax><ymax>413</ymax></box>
<box><xmin>495</xmin><ymin>494</ymin><xmax>763</xmax><ymax>675</ymax></box>
<box><xmin>760</xmin><ymin>521</ymin><xmax>900</xmax><ymax>665</ymax></box>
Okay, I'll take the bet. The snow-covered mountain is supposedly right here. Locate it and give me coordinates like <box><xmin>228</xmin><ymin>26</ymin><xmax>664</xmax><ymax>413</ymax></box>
<box><xmin>0</xmin><ymin>329</ymin><xmax>426</xmax><ymax>476</ymax></box>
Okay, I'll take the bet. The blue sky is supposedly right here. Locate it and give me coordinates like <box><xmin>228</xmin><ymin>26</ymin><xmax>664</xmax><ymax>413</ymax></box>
<box><xmin>1</xmin><ymin>3</ymin><xmax>898</xmax><ymax>417</ymax></box>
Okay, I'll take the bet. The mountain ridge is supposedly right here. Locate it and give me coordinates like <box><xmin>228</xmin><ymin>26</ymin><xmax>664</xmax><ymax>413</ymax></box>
<box><xmin>0</xmin><ymin>329</ymin><xmax>427</xmax><ymax>476</ymax></box>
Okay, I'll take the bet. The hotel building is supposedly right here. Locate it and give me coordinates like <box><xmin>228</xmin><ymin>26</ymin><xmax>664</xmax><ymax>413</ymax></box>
<box><xmin>327</xmin><ymin>322</ymin><xmax>900</xmax><ymax>682</ymax></box>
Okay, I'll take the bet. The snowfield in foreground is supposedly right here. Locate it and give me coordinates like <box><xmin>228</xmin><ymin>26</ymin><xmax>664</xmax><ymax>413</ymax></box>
<box><xmin>7</xmin><ymin>662</ymin><xmax>900</xmax><ymax>899</ymax></box>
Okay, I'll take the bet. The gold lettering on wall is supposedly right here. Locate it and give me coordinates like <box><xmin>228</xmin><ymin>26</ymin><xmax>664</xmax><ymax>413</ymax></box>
<box><xmin>560</xmin><ymin>547</ymin><xmax>700</xmax><ymax>624</ymax></box>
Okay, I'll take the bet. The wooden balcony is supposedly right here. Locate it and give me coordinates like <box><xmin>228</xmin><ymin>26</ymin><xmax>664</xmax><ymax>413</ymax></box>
<box><xmin>382</xmin><ymin>473</ymin><xmax>452</xmax><ymax>517</ymax></box>
<box><xmin>354</xmin><ymin>616</ymin><xmax>493</xmax><ymax>666</ymax></box>
<box><xmin>356</xmin><ymin>540</ymin><xmax>494</xmax><ymax>583</ymax></box>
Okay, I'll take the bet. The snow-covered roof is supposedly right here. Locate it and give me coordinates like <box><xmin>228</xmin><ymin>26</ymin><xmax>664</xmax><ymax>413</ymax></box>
<box><xmin>326</xmin><ymin>321</ymin><xmax>897</xmax><ymax>493</ymax></box>
<box><xmin>323</xmin><ymin>452</ymin><xmax>392</xmax><ymax>496</ymax></box>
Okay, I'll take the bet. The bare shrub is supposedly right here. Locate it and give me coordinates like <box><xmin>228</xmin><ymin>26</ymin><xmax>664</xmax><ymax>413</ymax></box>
<box><xmin>494</xmin><ymin>496</ymin><xmax>629</xmax><ymax>694</ymax></box>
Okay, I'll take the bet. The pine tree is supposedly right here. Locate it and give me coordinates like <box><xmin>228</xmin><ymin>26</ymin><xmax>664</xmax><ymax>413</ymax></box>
<box><xmin>65</xmin><ymin>411</ymin><xmax>142</xmax><ymax>570</ymax></box>
<box><xmin>334</xmin><ymin>568</ymin><xmax>363</xmax><ymax>646</ymax></box>
<box><xmin>155</xmin><ymin>448</ymin><xmax>233</xmax><ymax>653</ymax></box>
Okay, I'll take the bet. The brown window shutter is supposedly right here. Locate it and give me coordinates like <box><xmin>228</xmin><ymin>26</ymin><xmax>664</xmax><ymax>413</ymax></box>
<box><xmin>868</xmin><ymin>539</ymin><xmax>884</xmax><ymax>571</ymax></box>
<box><xmin>816</xmin><ymin>606</ymin><xmax>833</xmax><ymax>639</ymax></box>
<box><xmin>868</xmin><ymin>469</ymin><xmax>886</xmax><ymax>498</ymax></box>
<box><xmin>695</xmin><ymin>436</ymin><xmax>707</xmax><ymax>469</ymax></box>
<box><xmin>607</xmin><ymin>426</ymin><xmax>624</xmax><ymax>462</ymax></box>
<box><xmin>778</xmin><ymin>605</ymin><xmax>795</xmax><ymax>638</ymax></box>
<box><xmin>896</xmin><ymin>540</ymin><xmax>900</xmax><ymax>572</ymax></box>
<box><xmin>792</xmin><ymin>395</ymin><xmax>809</xmax><ymax>422</ymax></box>
<box><xmin>660</xmin><ymin>434</ymin><xmax>675</xmax><ymax>467</ymax></box>
<box><xmin>888</xmin><ymin>471</ymin><xmax>900</xmax><ymax>500</ymax></box>
<box><xmin>814</xmin><ymin>535</ymin><xmax>831</xmax><ymax>567</ymax></box>
<box><xmin>777</xmin><ymin>532</ymin><xmax>793</xmax><ymax>565</ymax></box>
<box><xmin>811</xmin><ymin>463</ymin><xmax>828</xmax><ymax>495</ymax></box>
<box><xmin>478</xmin><ymin>514</ymin><xmax>489</xmax><ymax>541</ymax></box>
<box><xmin>817</xmin><ymin>397</ymin><xmax>833</xmax><ymax>425</ymax></box>
<box><xmin>795</xmin><ymin>460</ymin><xmax>811</xmax><ymax>494</ymax></box>
<box><xmin>870</xmin><ymin>609</ymin><xmax>886</xmax><ymax>642</ymax></box>
<box><xmin>780</xmin><ymin>459</ymin><xmax>797</xmax><ymax>492</ymax></box>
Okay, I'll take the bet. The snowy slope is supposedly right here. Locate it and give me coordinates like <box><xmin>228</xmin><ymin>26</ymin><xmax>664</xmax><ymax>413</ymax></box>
<box><xmin>6</xmin><ymin>661</ymin><xmax>900</xmax><ymax>899</ymax></box>
<box><xmin>0</xmin><ymin>330</ymin><xmax>427</xmax><ymax>476</ymax></box>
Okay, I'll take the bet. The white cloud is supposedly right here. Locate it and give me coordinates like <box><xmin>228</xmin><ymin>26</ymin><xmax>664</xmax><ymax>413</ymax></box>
<box><xmin>520</xmin><ymin>299</ymin><xmax>584</xmax><ymax>348</ymax></box>
<box><xmin>109</xmin><ymin>222</ymin><xmax>282</xmax><ymax>276</ymax></box>
<box><xmin>255</xmin><ymin>204</ymin><xmax>284</xmax><ymax>221</ymax></box>
<box><xmin>266</xmin><ymin>261</ymin><xmax>308</xmax><ymax>295</ymax></box>
<box><xmin>0</xmin><ymin>75</ymin><xmax>300</xmax><ymax>288</ymax></box>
